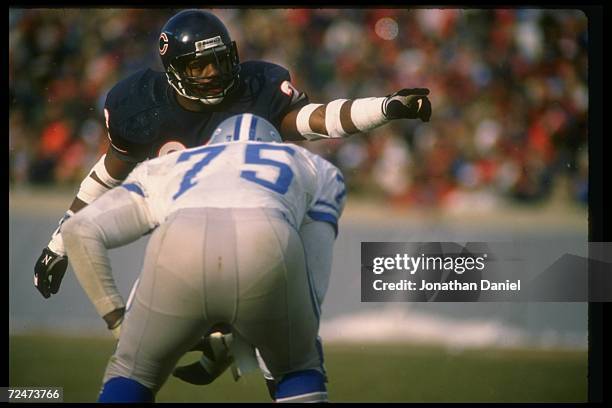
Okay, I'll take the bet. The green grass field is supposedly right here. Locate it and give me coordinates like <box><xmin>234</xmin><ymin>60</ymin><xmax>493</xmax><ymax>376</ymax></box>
<box><xmin>9</xmin><ymin>334</ymin><xmax>587</xmax><ymax>403</ymax></box>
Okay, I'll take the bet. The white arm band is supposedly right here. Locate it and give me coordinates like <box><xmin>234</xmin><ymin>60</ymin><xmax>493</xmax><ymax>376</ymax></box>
<box><xmin>296</xmin><ymin>103</ymin><xmax>324</xmax><ymax>140</ymax></box>
<box><xmin>296</xmin><ymin>97</ymin><xmax>389</xmax><ymax>141</ymax></box>
<box><xmin>350</xmin><ymin>97</ymin><xmax>388</xmax><ymax>132</ymax></box>
<box><xmin>296</xmin><ymin>100</ymin><xmax>349</xmax><ymax>140</ymax></box>
<box><xmin>324</xmin><ymin>99</ymin><xmax>350</xmax><ymax>139</ymax></box>
<box><xmin>76</xmin><ymin>154</ymin><xmax>123</xmax><ymax>204</ymax></box>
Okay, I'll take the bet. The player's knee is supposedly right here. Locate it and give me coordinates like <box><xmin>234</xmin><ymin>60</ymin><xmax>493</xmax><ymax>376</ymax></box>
<box><xmin>98</xmin><ymin>376</ymin><xmax>154</xmax><ymax>403</ymax></box>
<box><xmin>103</xmin><ymin>352</ymin><xmax>167</xmax><ymax>393</ymax></box>
<box><xmin>274</xmin><ymin>369</ymin><xmax>327</xmax><ymax>403</ymax></box>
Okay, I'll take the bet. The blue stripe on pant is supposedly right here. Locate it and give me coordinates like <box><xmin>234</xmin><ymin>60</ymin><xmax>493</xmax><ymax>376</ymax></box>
<box><xmin>98</xmin><ymin>377</ymin><xmax>154</xmax><ymax>403</ymax></box>
<box><xmin>275</xmin><ymin>369</ymin><xmax>327</xmax><ymax>402</ymax></box>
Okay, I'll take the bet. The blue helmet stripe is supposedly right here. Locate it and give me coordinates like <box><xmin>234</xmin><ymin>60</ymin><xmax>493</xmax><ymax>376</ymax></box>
<box><xmin>233</xmin><ymin>114</ymin><xmax>243</xmax><ymax>141</ymax></box>
<box><xmin>207</xmin><ymin>114</ymin><xmax>282</xmax><ymax>145</ymax></box>
<box><xmin>249</xmin><ymin>116</ymin><xmax>259</xmax><ymax>140</ymax></box>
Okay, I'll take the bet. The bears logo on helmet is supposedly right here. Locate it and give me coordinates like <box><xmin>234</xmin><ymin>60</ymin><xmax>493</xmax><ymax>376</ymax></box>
<box><xmin>159</xmin><ymin>32</ymin><xmax>169</xmax><ymax>56</ymax></box>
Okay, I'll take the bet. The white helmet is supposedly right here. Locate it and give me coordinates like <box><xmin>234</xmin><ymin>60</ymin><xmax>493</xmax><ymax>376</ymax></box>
<box><xmin>208</xmin><ymin>114</ymin><xmax>282</xmax><ymax>144</ymax></box>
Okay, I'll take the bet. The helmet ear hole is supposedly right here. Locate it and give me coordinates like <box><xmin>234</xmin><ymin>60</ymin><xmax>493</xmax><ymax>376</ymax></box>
<box><xmin>159</xmin><ymin>10</ymin><xmax>241</xmax><ymax>104</ymax></box>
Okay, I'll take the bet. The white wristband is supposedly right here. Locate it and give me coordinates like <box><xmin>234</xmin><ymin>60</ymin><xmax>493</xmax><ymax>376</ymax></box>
<box><xmin>350</xmin><ymin>97</ymin><xmax>388</xmax><ymax>132</ymax></box>
<box><xmin>324</xmin><ymin>99</ymin><xmax>349</xmax><ymax>139</ymax></box>
<box><xmin>76</xmin><ymin>155</ymin><xmax>122</xmax><ymax>204</ymax></box>
<box><xmin>296</xmin><ymin>103</ymin><xmax>324</xmax><ymax>140</ymax></box>
<box><xmin>47</xmin><ymin>232</ymin><xmax>66</xmax><ymax>255</ymax></box>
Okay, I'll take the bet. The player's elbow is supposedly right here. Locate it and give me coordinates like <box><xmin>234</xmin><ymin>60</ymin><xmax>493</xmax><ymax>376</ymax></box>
<box><xmin>62</xmin><ymin>214</ymin><xmax>106</xmax><ymax>255</ymax></box>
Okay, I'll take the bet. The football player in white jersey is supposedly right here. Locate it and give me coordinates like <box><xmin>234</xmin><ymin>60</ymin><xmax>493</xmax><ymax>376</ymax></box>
<box><xmin>61</xmin><ymin>114</ymin><xmax>346</xmax><ymax>402</ymax></box>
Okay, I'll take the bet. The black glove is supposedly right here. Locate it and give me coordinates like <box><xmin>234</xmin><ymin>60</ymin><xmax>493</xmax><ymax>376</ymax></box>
<box><xmin>383</xmin><ymin>88</ymin><xmax>432</xmax><ymax>122</ymax></box>
<box><xmin>103</xmin><ymin>307</ymin><xmax>126</xmax><ymax>339</ymax></box>
<box><xmin>34</xmin><ymin>247</ymin><xmax>68</xmax><ymax>299</ymax></box>
<box><xmin>173</xmin><ymin>331</ymin><xmax>233</xmax><ymax>385</ymax></box>
<box><xmin>173</xmin><ymin>360</ymin><xmax>220</xmax><ymax>386</ymax></box>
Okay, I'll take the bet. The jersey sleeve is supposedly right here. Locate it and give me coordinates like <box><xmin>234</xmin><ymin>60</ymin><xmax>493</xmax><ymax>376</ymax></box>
<box><xmin>263</xmin><ymin>63</ymin><xmax>310</xmax><ymax>128</ymax></box>
<box><xmin>104</xmin><ymin>96</ymin><xmax>149</xmax><ymax>163</ymax></box>
<box><xmin>118</xmin><ymin>162</ymin><xmax>159</xmax><ymax>228</ymax></box>
<box><xmin>305</xmin><ymin>155</ymin><xmax>347</xmax><ymax>237</ymax></box>
<box><xmin>103</xmin><ymin>70</ymin><xmax>159</xmax><ymax>163</ymax></box>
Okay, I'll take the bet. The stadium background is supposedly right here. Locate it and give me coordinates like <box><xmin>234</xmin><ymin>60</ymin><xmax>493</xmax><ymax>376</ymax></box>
<box><xmin>9</xmin><ymin>8</ymin><xmax>588</xmax><ymax>402</ymax></box>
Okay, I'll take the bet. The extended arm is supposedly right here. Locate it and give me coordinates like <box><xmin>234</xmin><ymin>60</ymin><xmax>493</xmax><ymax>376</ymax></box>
<box><xmin>279</xmin><ymin>88</ymin><xmax>431</xmax><ymax>141</ymax></box>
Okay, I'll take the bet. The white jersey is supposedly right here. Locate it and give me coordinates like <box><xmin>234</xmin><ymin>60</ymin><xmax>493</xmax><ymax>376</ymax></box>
<box><xmin>62</xmin><ymin>140</ymin><xmax>345</xmax><ymax>390</ymax></box>
<box><xmin>121</xmin><ymin>141</ymin><xmax>346</xmax><ymax>234</ymax></box>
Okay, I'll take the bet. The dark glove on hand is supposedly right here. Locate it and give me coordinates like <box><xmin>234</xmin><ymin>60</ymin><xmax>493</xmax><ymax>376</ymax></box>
<box><xmin>383</xmin><ymin>88</ymin><xmax>432</xmax><ymax>122</ymax></box>
<box><xmin>173</xmin><ymin>334</ymin><xmax>233</xmax><ymax>385</ymax></box>
<box><xmin>34</xmin><ymin>247</ymin><xmax>68</xmax><ymax>299</ymax></box>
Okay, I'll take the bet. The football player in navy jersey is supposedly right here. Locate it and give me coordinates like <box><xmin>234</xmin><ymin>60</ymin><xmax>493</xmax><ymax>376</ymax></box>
<box><xmin>33</xmin><ymin>8</ymin><xmax>432</xmax><ymax>399</ymax></box>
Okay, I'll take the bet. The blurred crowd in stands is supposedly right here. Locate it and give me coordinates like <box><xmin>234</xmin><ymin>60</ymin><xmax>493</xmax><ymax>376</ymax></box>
<box><xmin>9</xmin><ymin>8</ymin><xmax>589</xmax><ymax>210</ymax></box>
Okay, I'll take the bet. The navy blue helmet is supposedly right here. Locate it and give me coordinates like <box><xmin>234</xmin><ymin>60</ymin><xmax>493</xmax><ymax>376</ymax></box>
<box><xmin>159</xmin><ymin>9</ymin><xmax>240</xmax><ymax>105</ymax></box>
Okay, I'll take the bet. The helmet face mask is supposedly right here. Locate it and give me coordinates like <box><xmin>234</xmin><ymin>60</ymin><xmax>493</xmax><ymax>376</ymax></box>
<box><xmin>168</xmin><ymin>43</ymin><xmax>239</xmax><ymax>103</ymax></box>
<box><xmin>160</xmin><ymin>10</ymin><xmax>241</xmax><ymax>105</ymax></box>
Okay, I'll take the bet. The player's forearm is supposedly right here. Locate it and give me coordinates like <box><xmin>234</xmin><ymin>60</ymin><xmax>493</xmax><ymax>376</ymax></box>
<box><xmin>68</xmin><ymin>197</ymin><xmax>89</xmax><ymax>213</ymax></box>
<box><xmin>62</xmin><ymin>188</ymin><xmax>156</xmax><ymax>322</ymax></box>
<box><xmin>282</xmin><ymin>88</ymin><xmax>431</xmax><ymax>141</ymax></box>
<box><xmin>75</xmin><ymin>153</ymin><xmax>126</xmax><ymax>204</ymax></box>
<box><xmin>70</xmin><ymin>150</ymin><xmax>137</xmax><ymax>213</ymax></box>
<box><xmin>61</xmin><ymin>212</ymin><xmax>126</xmax><ymax>319</ymax></box>
<box><xmin>286</xmin><ymin>97</ymin><xmax>388</xmax><ymax>141</ymax></box>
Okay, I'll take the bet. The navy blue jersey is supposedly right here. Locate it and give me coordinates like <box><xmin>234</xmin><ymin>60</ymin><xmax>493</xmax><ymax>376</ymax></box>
<box><xmin>103</xmin><ymin>61</ymin><xmax>308</xmax><ymax>162</ymax></box>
